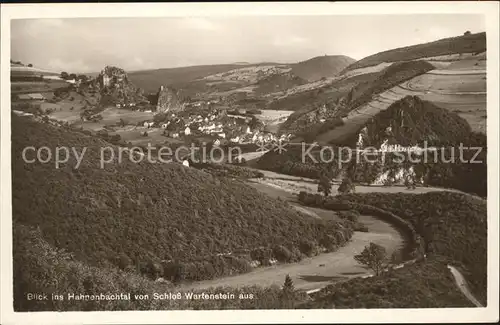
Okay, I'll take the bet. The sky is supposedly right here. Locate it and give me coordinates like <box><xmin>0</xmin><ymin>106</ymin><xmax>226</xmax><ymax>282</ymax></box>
<box><xmin>11</xmin><ymin>15</ymin><xmax>486</xmax><ymax>73</ymax></box>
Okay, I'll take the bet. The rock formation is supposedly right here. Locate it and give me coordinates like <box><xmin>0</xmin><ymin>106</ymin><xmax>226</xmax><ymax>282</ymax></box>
<box><xmin>156</xmin><ymin>85</ymin><xmax>184</xmax><ymax>113</ymax></box>
<box><xmin>93</xmin><ymin>66</ymin><xmax>147</xmax><ymax>107</ymax></box>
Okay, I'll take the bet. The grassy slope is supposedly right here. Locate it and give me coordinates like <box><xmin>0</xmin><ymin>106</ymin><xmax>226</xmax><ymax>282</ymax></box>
<box><xmin>12</xmin><ymin>115</ymin><xmax>351</xmax><ymax>281</ymax></box>
<box><xmin>343</xmin><ymin>32</ymin><xmax>486</xmax><ymax>72</ymax></box>
<box><xmin>291</xmin><ymin>55</ymin><xmax>356</xmax><ymax>81</ymax></box>
<box><xmin>304</xmin><ymin>258</ymin><xmax>473</xmax><ymax>308</ymax></box>
<box><xmin>278</xmin><ymin>61</ymin><xmax>434</xmax><ymax>136</ymax></box>
<box><xmin>337</xmin><ymin>61</ymin><xmax>435</xmax><ymax>119</ymax></box>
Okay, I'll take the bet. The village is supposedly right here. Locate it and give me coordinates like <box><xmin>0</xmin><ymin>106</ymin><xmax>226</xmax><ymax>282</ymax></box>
<box><xmin>141</xmin><ymin>101</ymin><xmax>292</xmax><ymax>148</ymax></box>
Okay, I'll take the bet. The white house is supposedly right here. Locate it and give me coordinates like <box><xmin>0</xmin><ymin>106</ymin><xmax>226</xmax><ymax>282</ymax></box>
<box><xmin>172</xmin><ymin>133</ymin><xmax>179</xmax><ymax>138</ymax></box>
<box><xmin>213</xmin><ymin>139</ymin><xmax>221</xmax><ymax>147</ymax></box>
<box><xmin>218</xmin><ymin>132</ymin><xmax>226</xmax><ymax>139</ymax></box>
<box><xmin>184</xmin><ymin>126</ymin><xmax>191</xmax><ymax>135</ymax></box>
<box><xmin>357</xmin><ymin>133</ymin><xmax>364</xmax><ymax>148</ymax></box>
<box><xmin>182</xmin><ymin>160</ymin><xmax>190</xmax><ymax>167</ymax></box>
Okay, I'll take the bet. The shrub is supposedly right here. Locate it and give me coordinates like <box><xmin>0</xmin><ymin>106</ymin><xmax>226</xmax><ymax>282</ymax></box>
<box><xmin>272</xmin><ymin>245</ymin><xmax>293</xmax><ymax>263</ymax></box>
<box><xmin>298</xmin><ymin>239</ymin><xmax>317</xmax><ymax>257</ymax></box>
<box><xmin>338</xmin><ymin>210</ymin><xmax>360</xmax><ymax>222</ymax></box>
<box><xmin>319</xmin><ymin>234</ymin><xmax>337</xmax><ymax>251</ymax></box>
<box><xmin>250</xmin><ymin>247</ymin><xmax>273</xmax><ymax>265</ymax></box>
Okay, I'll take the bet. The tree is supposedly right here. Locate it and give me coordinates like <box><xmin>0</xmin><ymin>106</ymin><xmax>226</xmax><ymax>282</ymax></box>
<box><xmin>317</xmin><ymin>175</ymin><xmax>332</xmax><ymax>197</ymax></box>
<box><xmin>354</xmin><ymin>242</ymin><xmax>387</xmax><ymax>276</ymax></box>
<box><xmin>338</xmin><ymin>177</ymin><xmax>355</xmax><ymax>195</ymax></box>
<box><xmin>464</xmin><ymin>30</ymin><xmax>471</xmax><ymax>36</ymax></box>
<box><xmin>69</xmin><ymin>73</ymin><xmax>77</xmax><ymax>80</ymax></box>
<box><xmin>280</xmin><ymin>274</ymin><xmax>296</xmax><ymax>308</ymax></box>
<box><xmin>78</xmin><ymin>74</ymin><xmax>88</xmax><ymax>82</ymax></box>
<box><xmin>249</xmin><ymin>116</ymin><xmax>260</xmax><ymax>131</ymax></box>
<box><xmin>283</xmin><ymin>274</ymin><xmax>295</xmax><ymax>293</ymax></box>
<box><xmin>28</xmin><ymin>63</ymin><xmax>33</xmax><ymax>67</ymax></box>
<box><xmin>61</xmin><ymin>71</ymin><xmax>69</xmax><ymax>80</ymax></box>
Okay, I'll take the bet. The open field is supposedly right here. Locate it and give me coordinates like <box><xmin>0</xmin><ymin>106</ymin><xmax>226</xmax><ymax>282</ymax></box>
<box><xmin>11</xmin><ymin>80</ymin><xmax>69</xmax><ymax>94</ymax></box>
<box><xmin>250</xmin><ymin>170</ymin><xmax>464</xmax><ymax>197</ymax></box>
<box><xmin>180</xmin><ymin>228</ymin><xmax>404</xmax><ymax>292</ymax></box>
<box><xmin>255</xmin><ymin>110</ymin><xmax>295</xmax><ymax>123</ymax></box>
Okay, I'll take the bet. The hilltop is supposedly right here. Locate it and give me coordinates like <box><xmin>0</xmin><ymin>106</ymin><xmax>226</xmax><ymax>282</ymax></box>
<box><xmin>92</xmin><ymin>66</ymin><xmax>149</xmax><ymax>107</ymax></box>
<box><xmin>292</xmin><ymin>55</ymin><xmax>356</xmax><ymax>81</ymax></box>
<box><xmin>323</xmin><ymin>95</ymin><xmax>472</xmax><ymax>147</ymax></box>
<box><xmin>343</xmin><ymin>32</ymin><xmax>486</xmax><ymax>72</ymax></box>
<box><xmin>258</xmin><ymin>95</ymin><xmax>487</xmax><ymax>196</ymax></box>
<box><xmin>126</xmin><ymin>56</ymin><xmax>354</xmax><ymax>102</ymax></box>
<box><xmin>128</xmin><ymin>64</ymin><xmax>261</xmax><ymax>93</ymax></box>
<box><xmin>12</xmin><ymin>115</ymin><xmax>354</xmax><ymax>285</ymax></box>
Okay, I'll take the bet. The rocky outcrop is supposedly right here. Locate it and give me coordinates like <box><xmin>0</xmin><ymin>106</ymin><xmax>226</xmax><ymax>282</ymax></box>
<box><xmin>156</xmin><ymin>85</ymin><xmax>184</xmax><ymax>113</ymax></box>
<box><xmin>94</xmin><ymin>66</ymin><xmax>148</xmax><ymax>107</ymax></box>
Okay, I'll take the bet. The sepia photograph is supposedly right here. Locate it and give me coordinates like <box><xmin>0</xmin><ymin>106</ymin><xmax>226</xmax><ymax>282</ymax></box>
<box><xmin>1</xmin><ymin>2</ymin><xmax>499</xmax><ymax>324</ymax></box>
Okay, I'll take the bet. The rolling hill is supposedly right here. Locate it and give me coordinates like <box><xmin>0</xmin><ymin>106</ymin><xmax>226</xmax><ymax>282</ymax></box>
<box><xmin>343</xmin><ymin>32</ymin><xmax>486</xmax><ymax>72</ymax></box>
<box><xmin>308</xmin><ymin>191</ymin><xmax>488</xmax><ymax>306</ymax></box>
<box><xmin>12</xmin><ymin>115</ymin><xmax>354</xmax><ymax>287</ymax></box>
<box><xmin>257</xmin><ymin>95</ymin><xmax>487</xmax><ymax>197</ymax></box>
<box><xmin>291</xmin><ymin>55</ymin><xmax>356</xmax><ymax>81</ymax></box>
<box><xmin>128</xmin><ymin>64</ymin><xmax>251</xmax><ymax>93</ymax></box>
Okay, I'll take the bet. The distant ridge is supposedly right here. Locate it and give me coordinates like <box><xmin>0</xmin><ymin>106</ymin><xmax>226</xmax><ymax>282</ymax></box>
<box><xmin>343</xmin><ymin>32</ymin><xmax>486</xmax><ymax>72</ymax></box>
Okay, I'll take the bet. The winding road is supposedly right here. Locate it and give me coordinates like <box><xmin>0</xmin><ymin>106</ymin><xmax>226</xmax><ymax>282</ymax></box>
<box><xmin>177</xmin><ymin>169</ymin><xmax>484</xmax><ymax>308</ymax></box>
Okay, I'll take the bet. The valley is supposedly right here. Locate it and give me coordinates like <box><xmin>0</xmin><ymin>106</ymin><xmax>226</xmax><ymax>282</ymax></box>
<box><xmin>9</xmin><ymin>28</ymin><xmax>489</xmax><ymax>312</ymax></box>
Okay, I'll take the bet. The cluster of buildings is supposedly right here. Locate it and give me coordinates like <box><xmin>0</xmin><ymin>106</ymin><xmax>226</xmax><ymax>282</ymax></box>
<box><xmin>230</xmin><ymin>129</ymin><xmax>291</xmax><ymax>145</ymax></box>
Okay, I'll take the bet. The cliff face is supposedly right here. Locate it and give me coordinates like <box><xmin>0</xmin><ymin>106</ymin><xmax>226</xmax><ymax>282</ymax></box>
<box><xmin>156</xmin><ymin>86</ymin><xmax>184</xmax><ymax>113</ymax></box>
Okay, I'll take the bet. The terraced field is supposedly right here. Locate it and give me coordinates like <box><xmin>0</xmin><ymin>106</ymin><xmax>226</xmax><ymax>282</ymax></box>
<box><xmin>316</xmin><ymin>67</ymin><xmax>486</xmax><ymax>144</ymax></box>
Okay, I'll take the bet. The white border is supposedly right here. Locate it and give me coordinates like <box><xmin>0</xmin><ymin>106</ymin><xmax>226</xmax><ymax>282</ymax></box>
<box><xmin>1</xmin><ymin>2</ymin><xmax>499</xmax><ymax>324</ymax></box>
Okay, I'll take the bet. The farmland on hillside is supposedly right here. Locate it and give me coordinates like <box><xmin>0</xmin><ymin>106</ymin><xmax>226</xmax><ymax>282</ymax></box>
<box><xmin>343</xmin><ymin>32</ymin><xmax>486</xmax><ymax>72</ymax></box>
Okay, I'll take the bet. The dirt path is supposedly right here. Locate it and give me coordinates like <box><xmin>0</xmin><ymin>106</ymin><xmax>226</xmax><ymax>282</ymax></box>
<box><xmin>447</xmin><ymin>265</ymin><xmax>484</xmax><ymax>307</ymax></box>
